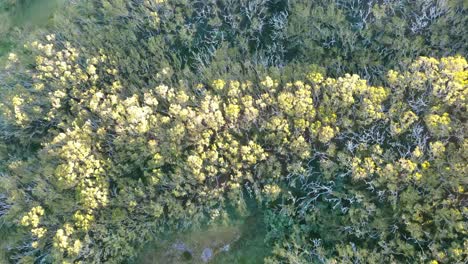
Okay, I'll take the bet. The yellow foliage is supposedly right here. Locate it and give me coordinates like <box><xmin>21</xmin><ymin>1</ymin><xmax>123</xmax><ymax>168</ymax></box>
<box><xmin>3</xmin><ymin>52</ymin><xmax>466</xmax><ymax>262</ymax></box>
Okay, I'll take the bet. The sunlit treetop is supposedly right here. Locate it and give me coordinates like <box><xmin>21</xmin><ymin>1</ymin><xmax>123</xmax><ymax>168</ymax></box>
<box><xmin>0</xmin><ymin>34</ymin><xmax>466</xmax><ymax>263</ymax></box>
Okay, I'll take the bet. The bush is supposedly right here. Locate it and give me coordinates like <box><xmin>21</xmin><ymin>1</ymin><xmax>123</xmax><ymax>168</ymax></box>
<box><xmin>263</xmin><ymin>57</ymin><xmax>467</xmax><ymax>264</ymax></box>
<box><xmin>0</xmin><ymin>0</ymin><xmax>466</xmax><ymax>263</ymax></box>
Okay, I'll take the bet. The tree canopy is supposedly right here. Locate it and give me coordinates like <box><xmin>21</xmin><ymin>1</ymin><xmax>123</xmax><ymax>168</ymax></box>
<box><xmin>0</xmin><ymin>0</ymin><xmax>466</xmax><ymax>263</ymax></box>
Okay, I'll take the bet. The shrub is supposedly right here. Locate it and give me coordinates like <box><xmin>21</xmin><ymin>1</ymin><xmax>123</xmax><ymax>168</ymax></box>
<box><xmin>0</xmin><ymin>0</ymin><xmax>466</xmax><ymax>263</ymax></box>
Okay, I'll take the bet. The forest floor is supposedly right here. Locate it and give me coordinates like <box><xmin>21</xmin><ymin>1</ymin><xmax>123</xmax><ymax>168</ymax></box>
<box><xmin>134</xmin><ymin>211</ymin><xmax>271</xmax><ymax>264</ymax></box>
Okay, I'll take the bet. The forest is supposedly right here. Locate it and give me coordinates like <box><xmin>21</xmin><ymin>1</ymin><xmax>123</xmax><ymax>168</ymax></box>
<box><xmin>0</xmin><ymin>0</ymin><xmax>467</xmax><ymax>263</ymax></box>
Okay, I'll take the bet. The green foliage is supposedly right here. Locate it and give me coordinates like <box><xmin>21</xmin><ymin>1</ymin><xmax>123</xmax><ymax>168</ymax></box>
<box><xmin>44</xmin><ymin>0</ymin><xmax>468</xmax><ymax>84</ymax></box>
<box><xmin>285</xmin><ymin>0</ymin><xmax>468</xmax><ymax>80</ymax></box>
<box><xmin>0</xmin><ymin>0</ymin><xmax>467</xmax><ymax>263</ymax></box>
<box><xmin>0</xmin><ymin>0</ymin><xmax>63</xmax><ymax>61</ymax></box>
<box><xmin>0</xmin><ymin>0</ymin><xmax>32</xmax><ymax>12</ymax></box>
<box><xmin>263</xmin><ymin>57</ymin><xmax>468</xmax><ymax>264</ymax></box>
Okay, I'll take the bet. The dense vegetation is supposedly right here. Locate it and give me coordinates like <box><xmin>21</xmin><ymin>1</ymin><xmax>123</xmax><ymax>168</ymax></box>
<box><xmin>0</xmin><ymin>0</ymin><xmax>466</xmax><ymax>263</ymax></box>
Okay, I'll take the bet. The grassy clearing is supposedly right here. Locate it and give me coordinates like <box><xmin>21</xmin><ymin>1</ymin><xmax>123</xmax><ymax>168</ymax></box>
<box><xmin>0</xmin><ymin>0</ymin><xmax>64</xmax><ymax>58</ymax></box>
<box><xmin>133</xmin><ymin>210</ymin><xmax>271</xmax><ymax>264</ymax></box>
